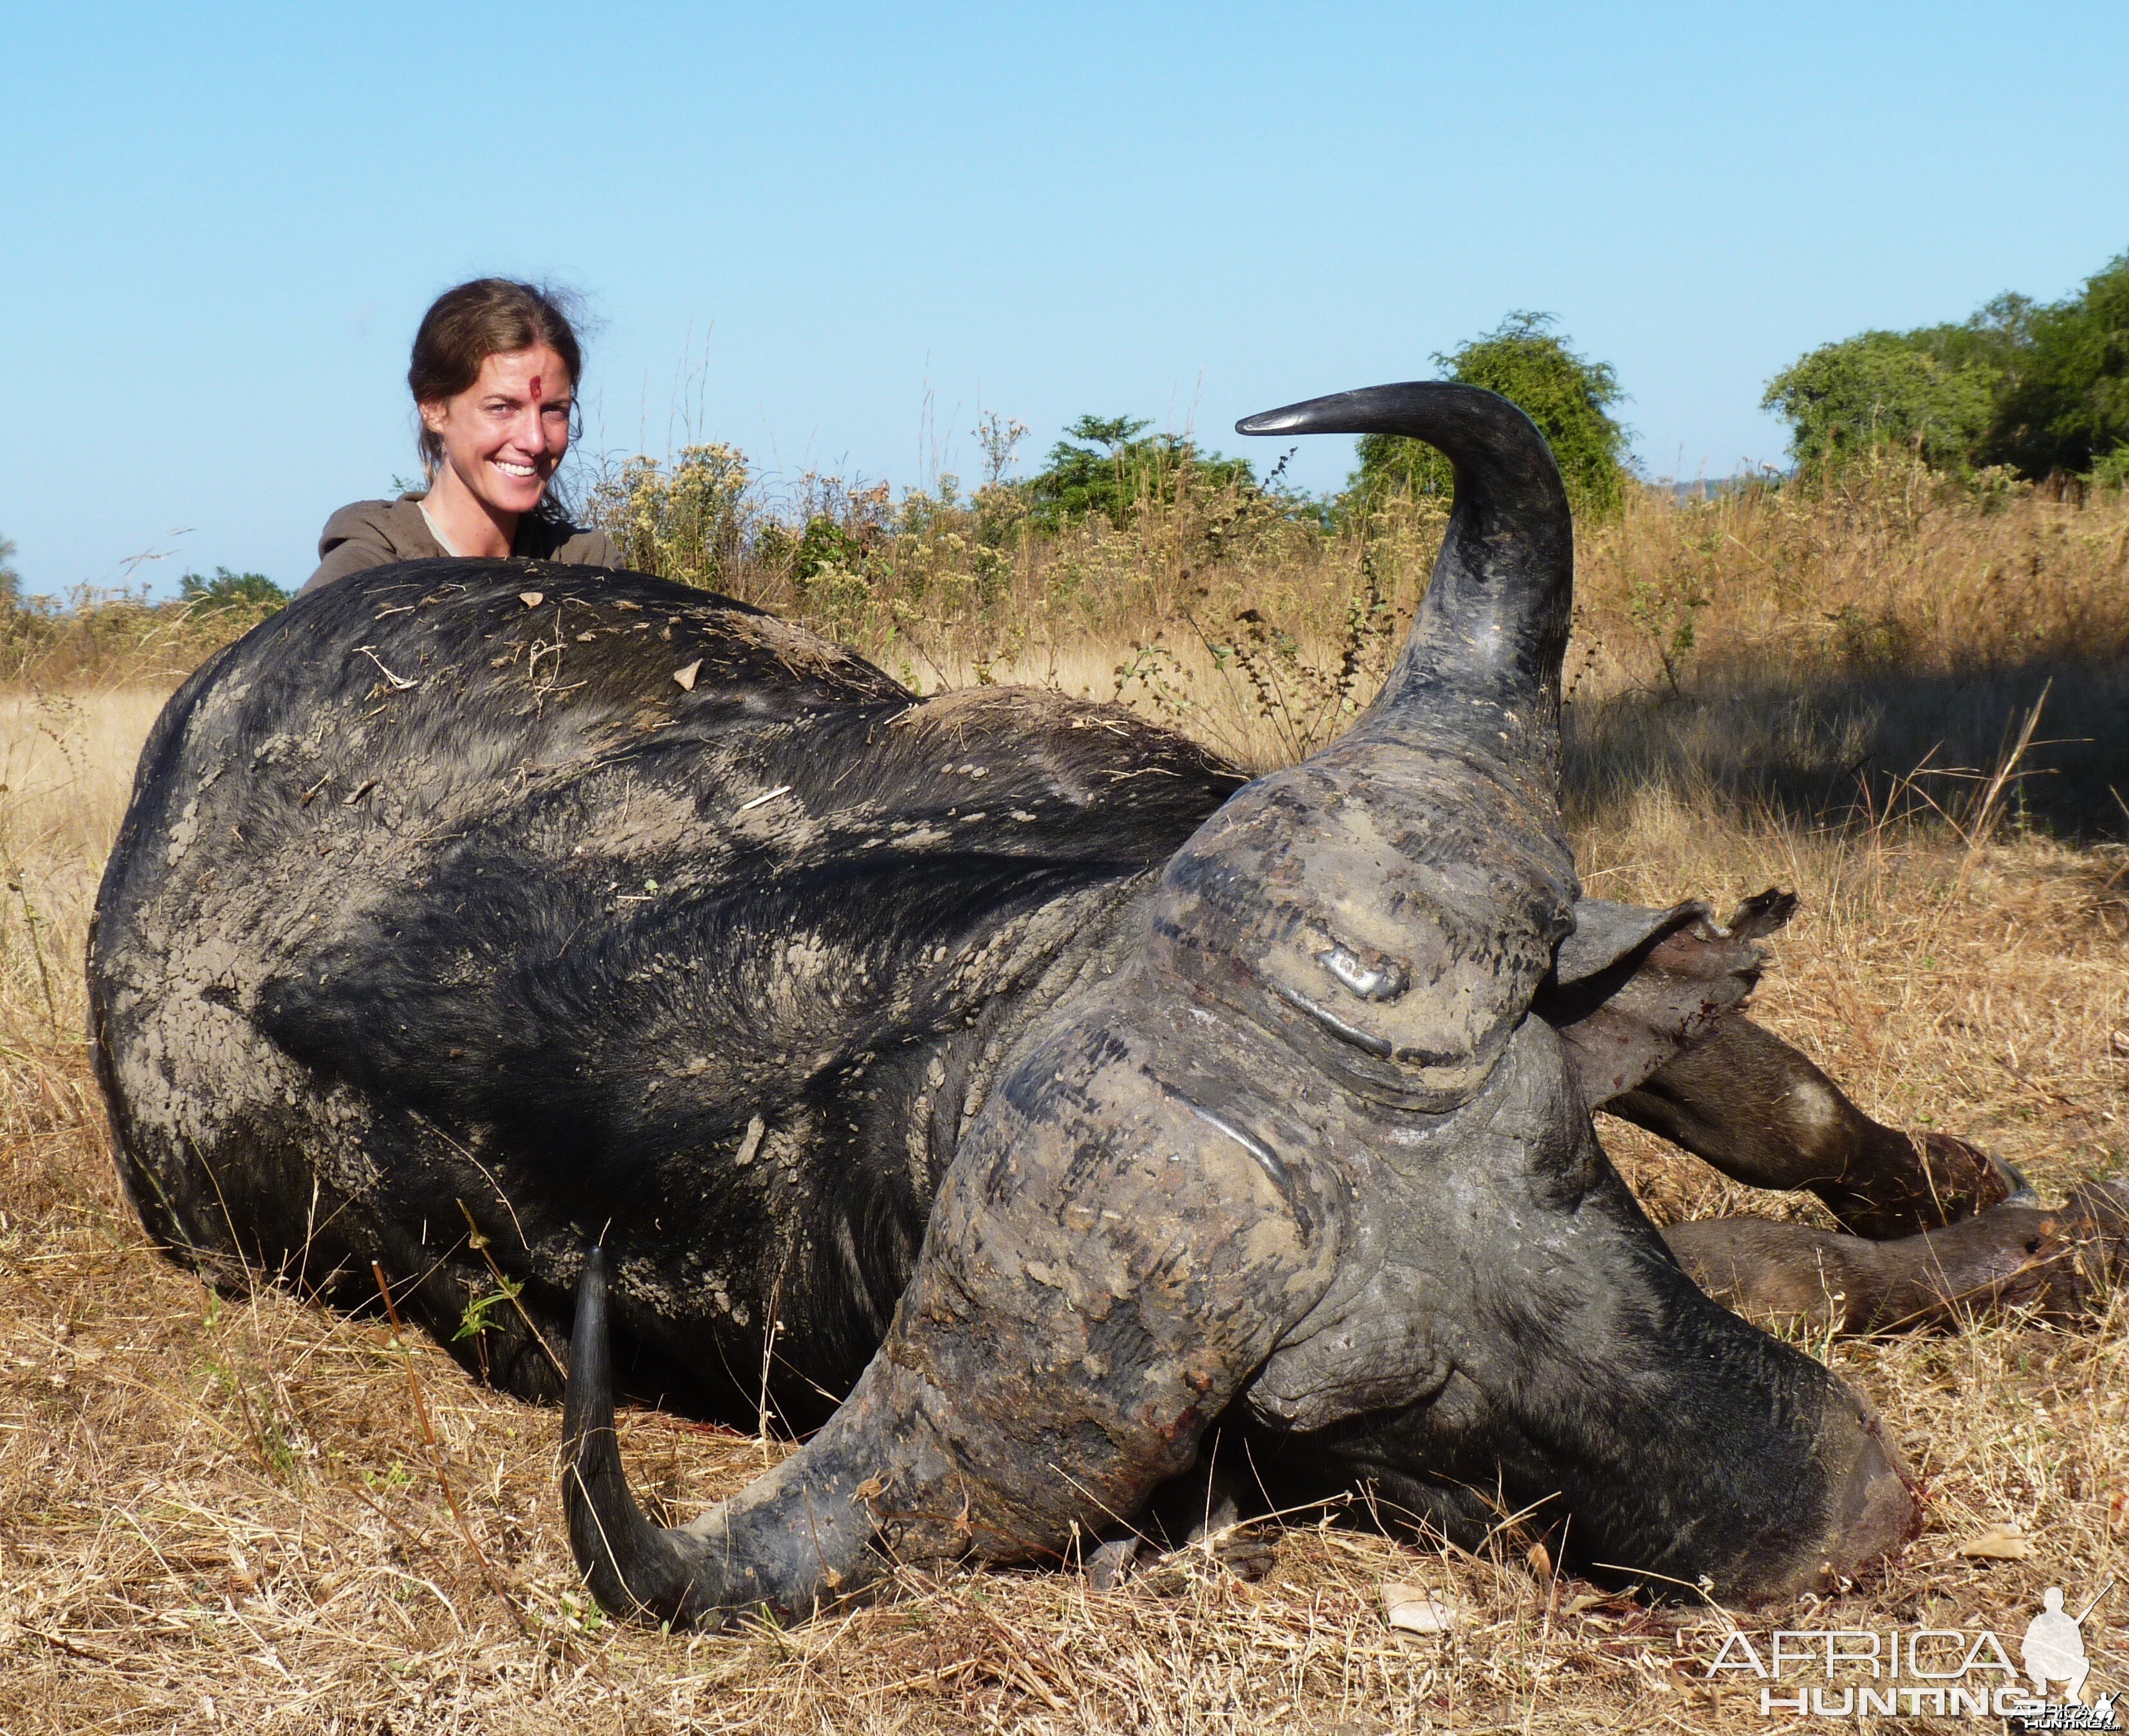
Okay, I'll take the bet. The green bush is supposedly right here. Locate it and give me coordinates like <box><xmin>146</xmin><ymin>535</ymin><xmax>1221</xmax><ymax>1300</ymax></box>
<box><xmin>1024</xmin><ymin>415</ymin><xmax>1255</xmax><ymax>528</ymax></box>
<box><xmin>791</xmin><ymin>515</ymin><xmax>874</xmax><ymax>582</ymax></box>
<box><xmin>1351</xmin><ymin>313</ymin><xmax>1632</xmax><ymax>519</ymax></box>
<box><xmin>178</xmin><ymin>568</ymin><xmax>287</xmax><ymax>612</ymax></box>
<box><xmin>585</xmin><ymin>444</ymin><xmax>753</xmax><ymax>593</ymax></box>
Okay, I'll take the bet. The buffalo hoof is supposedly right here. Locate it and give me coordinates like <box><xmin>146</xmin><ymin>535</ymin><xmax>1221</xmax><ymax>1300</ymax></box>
<box><xmin>1835</xmin><ymin>1132</ymin><xmax>2025</xmax><ymax>1241</ymax></box>
<box><xmin>1673</xmin><ymin>1172</ymin><xmax>2129</xmax><ymax>1339</ymax></box>
<box><xmin>1080</xmin><ymin>1470</ymin><xmax>1278</xmax><ymax>1589</ymax></box>
<box><xmin>2065</xmin><ymin>1174</ymin><xmax>2129</xmax><ymax>1235</ymax></box>
<box><xmin>1085</xmin><ymin>1536</ymin><xmax>1141</xmax><ymax>1589</ymax></box>
<box><xmin>2054</xmin><ymin>1176</ymin><xmax>2129</xmax><ymax>1304</ymax></box>
<box><xmin>1085</xmin><ymin>1525</ymin><xmax>1278</xmax><ymax>1590</ymax></box>
<box><xmin>1940</xmin><ymin>1179</ymin><xmax>2129</xmax><ymax>1321</ymax></box>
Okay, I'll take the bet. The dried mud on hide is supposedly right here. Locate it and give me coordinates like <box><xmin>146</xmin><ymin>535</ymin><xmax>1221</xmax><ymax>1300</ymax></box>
<box><xmin>3</xmin><ymin>684</ymin><xmax>2128</xmax><ymax>1733</ymax></box>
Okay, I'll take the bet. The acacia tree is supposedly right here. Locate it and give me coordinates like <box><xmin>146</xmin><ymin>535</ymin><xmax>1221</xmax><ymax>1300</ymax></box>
<box><xmin>1352</xmin><ymin>313</ymin><xmax>1632</xmax><ymax>518</ymax></box>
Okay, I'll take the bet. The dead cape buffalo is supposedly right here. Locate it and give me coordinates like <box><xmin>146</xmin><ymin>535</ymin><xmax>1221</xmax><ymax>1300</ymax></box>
<box><xmin>90</xmin><ymin>383</ymin><xmax>2122</xmax><ymax>1628</ymax></box>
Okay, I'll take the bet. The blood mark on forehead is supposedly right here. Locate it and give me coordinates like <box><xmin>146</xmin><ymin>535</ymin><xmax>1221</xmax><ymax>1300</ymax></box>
<box><xmin>529</xmin><ymin>374</ymin><xmax>544</xmax><ymax>404</ymax></box>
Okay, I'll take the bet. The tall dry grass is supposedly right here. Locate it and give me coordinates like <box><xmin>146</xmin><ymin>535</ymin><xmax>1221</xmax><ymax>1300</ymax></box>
<box><xmin>3</xmin><ymin>473</ymin><xmax>2128</xmax><ymax>1731</ymax></box>
<box><xmin>589</xmin><ymin>448</ymin><xmax>2129</xmax><ymax>829</ymax></box>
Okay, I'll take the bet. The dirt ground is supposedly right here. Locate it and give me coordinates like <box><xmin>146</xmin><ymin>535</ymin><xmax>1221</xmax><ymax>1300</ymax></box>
<box><xmin>3</xmin><ymin>680</ymin><xmax>2126</xmax><ymax>1733</ymax></box>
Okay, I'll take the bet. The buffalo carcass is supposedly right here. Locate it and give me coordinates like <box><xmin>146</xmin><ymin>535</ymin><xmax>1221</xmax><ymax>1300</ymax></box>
<box><xmin>97</xmin><ymin>383</ymin><xmax>2078</xmax><ymax>1627</ymax></box>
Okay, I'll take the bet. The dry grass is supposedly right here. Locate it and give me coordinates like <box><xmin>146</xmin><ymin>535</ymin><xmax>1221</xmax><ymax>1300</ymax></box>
<box><xmin>786</xmin><ymin>459</ymin><xmax>2129</xmax><ymax>835</ymax></box>
<box><xmin>6</xmin><ymin>477</ymin><xmax>2129</xmax><ymax>1731</ymax></box>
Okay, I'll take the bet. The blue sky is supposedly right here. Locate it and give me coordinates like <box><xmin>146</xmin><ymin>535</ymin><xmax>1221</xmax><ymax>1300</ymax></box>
<box><xmin>3</xmin><ymin>2</ymin><xmax>2125</xmax><ymax>595</ymax></box>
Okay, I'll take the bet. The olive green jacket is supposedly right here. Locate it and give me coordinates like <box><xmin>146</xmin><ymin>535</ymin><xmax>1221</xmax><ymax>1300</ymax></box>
<box><xmin>303</xmin><ymin>495</ymin><xmax>622</xmax><ymax>594</ymax></box>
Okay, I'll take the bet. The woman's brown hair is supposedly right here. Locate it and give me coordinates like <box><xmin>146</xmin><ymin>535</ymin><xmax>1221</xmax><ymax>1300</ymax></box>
<box><xmin>408</xmin><ymin>279</ymin><xmax>584</xmax><ymax>483</ymax></box>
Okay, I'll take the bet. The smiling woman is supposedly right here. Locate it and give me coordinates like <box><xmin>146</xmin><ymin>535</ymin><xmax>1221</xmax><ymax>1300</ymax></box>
<box><xmin>302</xmin><ymin>279</ymin><xmax>619</xmax><ymax>593</ymax></box>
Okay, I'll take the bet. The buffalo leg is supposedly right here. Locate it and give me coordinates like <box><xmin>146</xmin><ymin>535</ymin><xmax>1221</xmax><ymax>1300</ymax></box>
<box><xmin>1608</xmin><ymin>1014</ymin><xmax>2018</xmax><ymax>1238</ymax></box>
<box><xmin>1663</xmin><ymin>1181</ymin><xmax>2129</xmax><ymax>1334</ymax></box>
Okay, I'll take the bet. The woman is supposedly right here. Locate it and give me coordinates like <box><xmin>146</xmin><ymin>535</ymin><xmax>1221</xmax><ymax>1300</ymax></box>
<box><xmin>303</xmin><ymin>279</ymin><xmax>620</xmax><ymax>593</ymax></box>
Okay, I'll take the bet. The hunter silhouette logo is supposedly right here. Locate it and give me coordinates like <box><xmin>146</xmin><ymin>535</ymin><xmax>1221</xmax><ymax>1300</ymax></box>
<box><xmin>2015</xmin><ymin>1585</ymin><xmax>2120</xmax><ymax>1731</ymax></box>
<box><xmin>2026</xmin><ymin>1587</ymin><xmax>2092</xmax><ymax>1703</ymax></box>
<box><xmin>1705</xmin><ymin>1581</ymin><xmax>2117</xmax><ymax>1726</ymax></box>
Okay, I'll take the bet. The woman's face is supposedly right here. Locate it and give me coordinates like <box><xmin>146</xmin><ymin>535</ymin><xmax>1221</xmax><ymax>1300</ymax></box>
<box><xmin>419</xmin><ymin>344</ymin><xmax>573</xmax><ymax>517</ymax></box>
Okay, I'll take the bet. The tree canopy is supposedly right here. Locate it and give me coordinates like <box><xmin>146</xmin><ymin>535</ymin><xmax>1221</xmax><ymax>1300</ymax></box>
<box><xmin>1351</xmin><ymin>313</ymin><xmax>1632</xmax><ymax>518</ymax></box>
<box><xmin>1993</xmin><ymin>252</ymin><xmax>2129</xmax><ymax>477</ymax></box>
<box><xmin>1764</xmin><ymin>250</ymin><xmax>2129</xmax><ymax>480</ymax></box>
<box><xmin>1761</xmin><ymin>327</ymin><xmax>2005</xmax><ymax>475</ymax></box>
